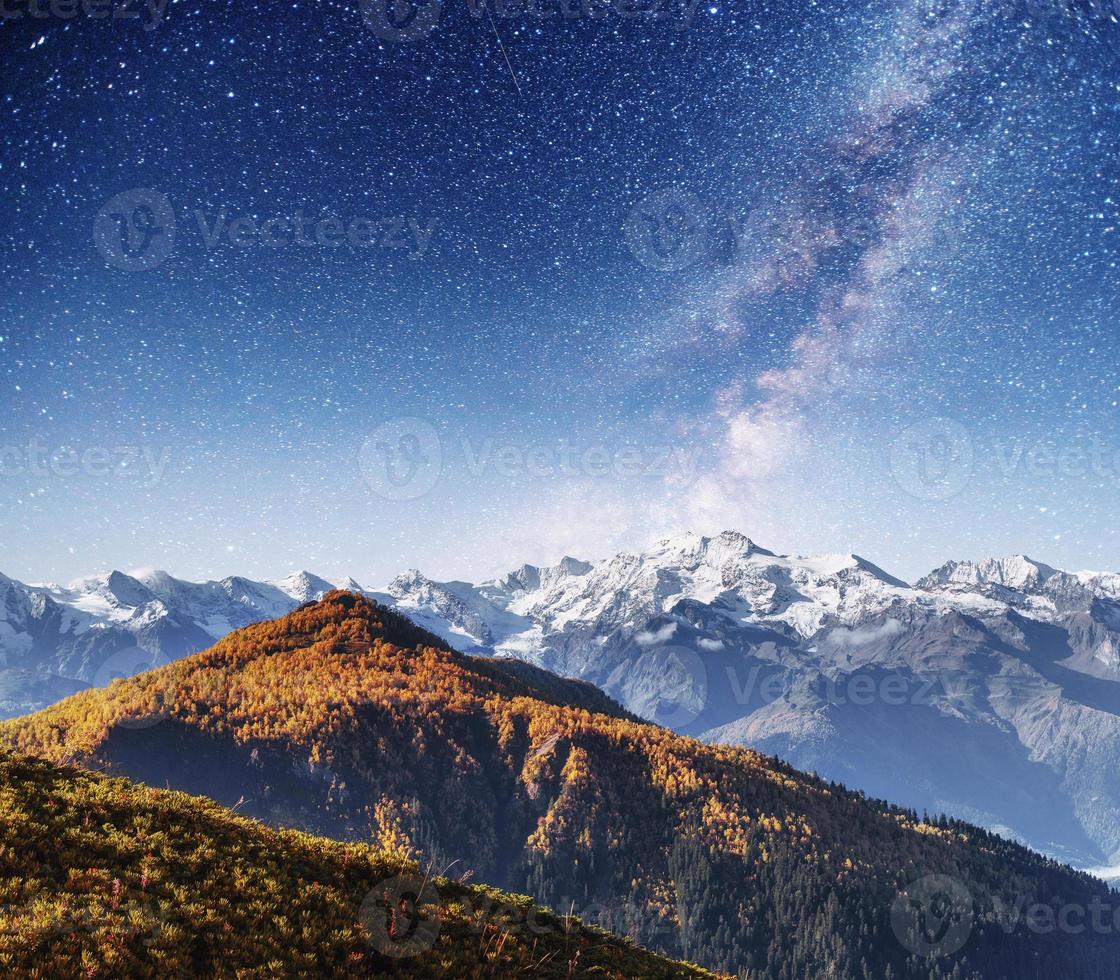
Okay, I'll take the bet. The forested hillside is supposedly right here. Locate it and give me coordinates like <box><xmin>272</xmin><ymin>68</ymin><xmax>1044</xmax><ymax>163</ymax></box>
<box><xmin>4</xmin><ymin>592</ymin><xmax>1119</xmax><ymax>979</ymax></box>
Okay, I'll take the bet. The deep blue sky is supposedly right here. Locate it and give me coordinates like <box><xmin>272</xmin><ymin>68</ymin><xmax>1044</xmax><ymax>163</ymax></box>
<box><xmin>1</xmin><ymin>0</ymin><xmax>1119</xmax><ymax>585</ymax></box>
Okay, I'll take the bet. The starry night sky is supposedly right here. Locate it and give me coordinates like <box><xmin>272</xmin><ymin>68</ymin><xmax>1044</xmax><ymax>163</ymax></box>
<box><xmin>1</xmin><ymin>0</ymin><xmax>1119</xmax><ymax>585</ymax></box>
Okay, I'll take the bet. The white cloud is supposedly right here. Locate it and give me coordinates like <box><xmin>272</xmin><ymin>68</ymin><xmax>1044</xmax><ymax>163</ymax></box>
<box><xmin>823</xmin><ymin>618</ymin><xmax>906</xmax><ymax>649</ymax></box>
<box><xmin>635</xmin><ymin>622</ymin><xmax>678</xmax><ymax>646</ymax></box>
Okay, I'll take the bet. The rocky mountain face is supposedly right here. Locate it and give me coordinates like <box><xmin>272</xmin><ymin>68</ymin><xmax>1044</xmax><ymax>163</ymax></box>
<box><xmin>5</xmin><ymin>531</ymin><xmax>1120</xmax><ymax>871</ymax></box>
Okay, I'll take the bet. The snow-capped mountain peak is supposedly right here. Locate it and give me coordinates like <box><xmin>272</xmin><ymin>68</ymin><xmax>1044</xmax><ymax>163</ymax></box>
<box><xmin>495</xmin><ymin>556</ymin><xmax>594</xmax><ymax>597</ymax></box>
<box><xmin>918</xmin><ymin>555</ymin><xmax>1059</xmax><ymax>593</ymax></box>
<box><xmin>644</xmin><ymin>529</ymin><xmax>772</xmax><ymax>568</ymax></box>
<box><xmin>361</xmin><ymin>532</ymin><xmax>933</xmax><ymax>657</ymax></box>
<box><xmin>915</xmin><ymin>555</ymin><xmax>1120</xmax><ymax>618</ymax></box>
<box><xmin>336</xmin><ymin>576</ymin><xmax>367</xmax><ymax>593</ymax></box>
<box><xmin>55</xmin><ymin>570</ymin><xmax>158</xmax><ymax>620</ymax></box>
<box><xmin>271</xmin><ymin>571</ymin><xmax>337</xmax><ymax>604</ymax></box>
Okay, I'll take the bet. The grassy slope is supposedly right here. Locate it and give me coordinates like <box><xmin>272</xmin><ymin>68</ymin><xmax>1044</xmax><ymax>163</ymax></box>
<box><xmin>0</xmin><ymin>751</ymin><xmax>715</xmax><ymax>978</ymax></box>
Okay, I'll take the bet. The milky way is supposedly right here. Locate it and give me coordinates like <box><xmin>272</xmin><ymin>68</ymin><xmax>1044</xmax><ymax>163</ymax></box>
<box><xmin>1</xmin><ymin>0</ymin><xmax>1118</xmax><ymax>584</ymax></box>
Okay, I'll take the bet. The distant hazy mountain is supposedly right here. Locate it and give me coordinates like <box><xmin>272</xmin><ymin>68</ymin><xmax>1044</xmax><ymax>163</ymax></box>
<box><xmin>0</xmin><ymin>568</ymin><xmax>336</xmax><ymax>718</ymax></box>
<box><xmin>6</xmin><ymin>591</ymin><xmax>1120</xmax><ymax>980</ymax></box>
<box><xmin>5</xmin><ymin>531</ymin><xmax>1120</xmax><ymax>870</ymax></box>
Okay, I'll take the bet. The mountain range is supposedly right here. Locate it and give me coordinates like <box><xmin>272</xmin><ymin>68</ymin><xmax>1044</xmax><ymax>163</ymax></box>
<box><xmin>5</xmin><ymin>530</ymin><xmax>1120</xmax><ymax>874</ymax></box>
<box><xmin>4</xmin><ymin>590</ymin><xmax>1120</xmax><ymax>979</ymax></box>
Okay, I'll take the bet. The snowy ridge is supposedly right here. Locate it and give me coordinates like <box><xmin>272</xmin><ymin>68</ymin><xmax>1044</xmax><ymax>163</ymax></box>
<box><xmin>380</xmin><ymin>530</ymin><xmax>1003</xmax><ymax>655</ymax></box>
<box><xmin>0</xmin><ymin>568</ymin><xmax>342</xmax><ymax>716</ymax></box>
